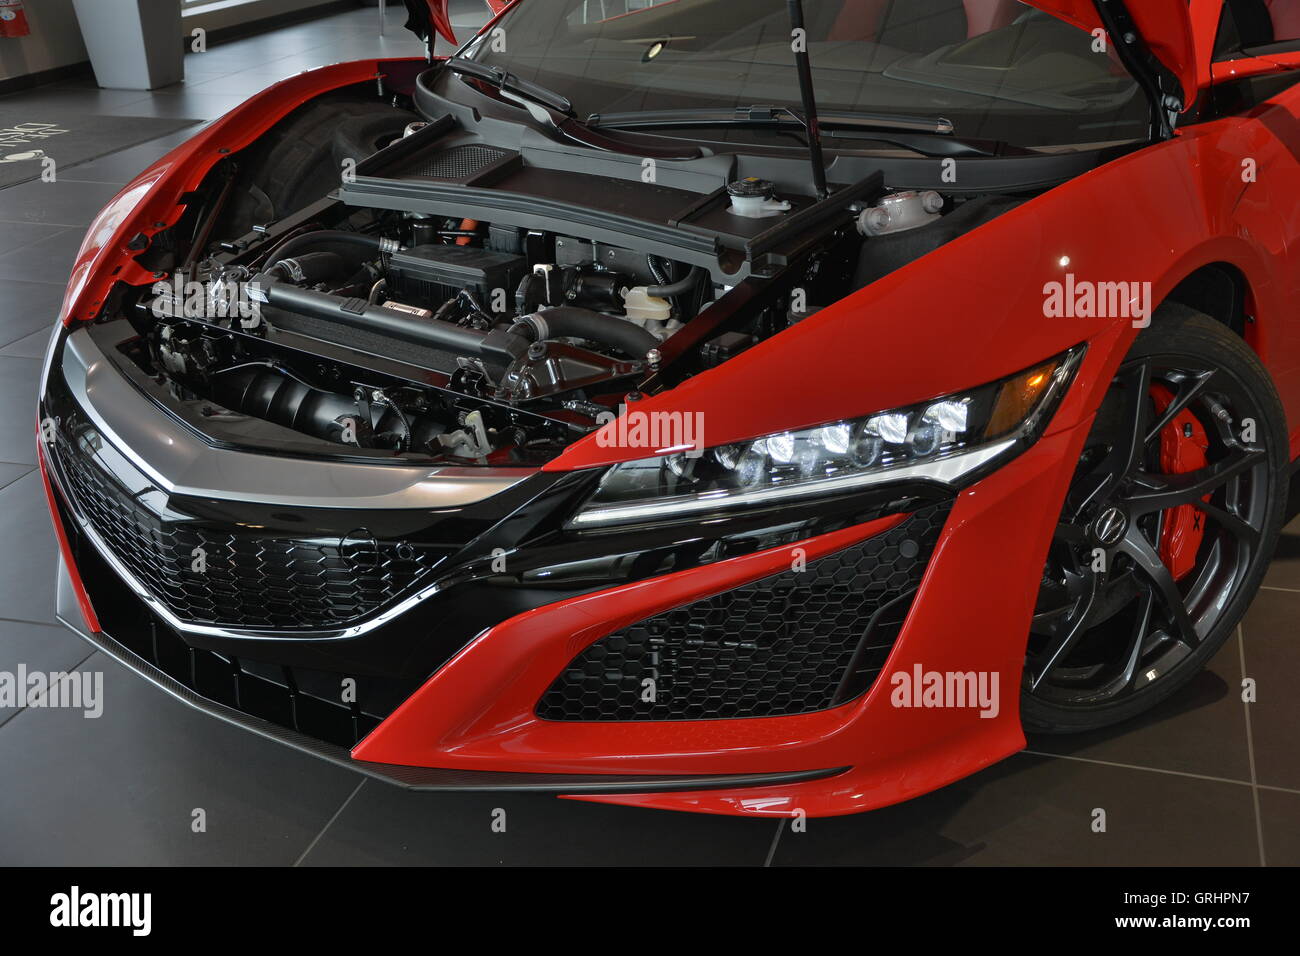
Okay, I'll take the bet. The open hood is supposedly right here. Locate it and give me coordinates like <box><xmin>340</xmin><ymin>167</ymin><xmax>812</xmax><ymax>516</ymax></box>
<box><xmin>401</xmin><ymin>0</ymin><xmax>461</xmax><ymax>47</ymax></box>
<box><xmin>1025</xmin><ymin>0</ymin><xmax>1210</xmax><ymax>111</ymax></box>
<box><xmin>408</xmin><ymin>0</ymin><xmax>1209</xmax><ymax>123</ymax></box>
<box><xmin>403</xmin><ymin>1</ymin><xmax>514</xmax><ymax>47</ymax></box>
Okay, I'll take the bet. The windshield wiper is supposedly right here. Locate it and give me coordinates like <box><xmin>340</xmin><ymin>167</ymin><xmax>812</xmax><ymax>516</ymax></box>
<box><xmin>584</xmin><ymin>105</ymin><xmax>1007</xmax><ymax>156</ymax></box>
<box><xmin>588</xmin><ymin>105</ymin><xmax>953</xmax><ymax>135</ymax></box>
<box><xmin>442</xmin><ymin>57</ymin><xmax>701</xmax><ymax>160</ymax></box>
<box><xmin>446</xmin><ymin>56</ymin><xmax>575</xmax><ymax>118</ymax></box>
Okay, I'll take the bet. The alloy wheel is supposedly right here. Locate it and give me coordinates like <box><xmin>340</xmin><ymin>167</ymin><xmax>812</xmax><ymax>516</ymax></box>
<box><xmin>1026</xmin><ymin>354</ymin><xmax>1271</xmax><ymax>706</ymax></box>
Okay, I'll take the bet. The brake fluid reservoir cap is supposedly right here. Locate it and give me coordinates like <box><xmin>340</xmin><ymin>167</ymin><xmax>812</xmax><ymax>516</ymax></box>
<box><xmin>727</xmin><ymin>178</ymin><xmax>792</xmax><ymax>219</ymax></box>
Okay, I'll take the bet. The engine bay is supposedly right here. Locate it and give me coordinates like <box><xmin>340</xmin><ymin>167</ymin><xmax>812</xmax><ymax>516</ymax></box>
<box><xmin>90</xmin><ymin>74</ymin><xmax>1077</xmax><ymax>468</ymax></box>
<box><xmin>132</xmin><ymin>213</ymin><xmax>733</xmax><ymax>465</ymax></box>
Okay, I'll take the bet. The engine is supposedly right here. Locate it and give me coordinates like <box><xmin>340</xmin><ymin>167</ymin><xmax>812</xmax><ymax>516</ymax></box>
<box><xmin>119</xmin><ymin>115</ymin><xmax>1015</xmax><ymax>470</ymax></box>
<box><xmin>136</xmin><ymin>217</ymin><xmax>721</xmax><ymax>465</ymax></box>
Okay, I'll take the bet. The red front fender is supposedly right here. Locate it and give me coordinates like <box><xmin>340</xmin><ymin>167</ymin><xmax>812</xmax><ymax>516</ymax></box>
<box><xmin>60</xmin><ymin>57</ymin><xmax>426</xmax><ymax>329</ymax></box>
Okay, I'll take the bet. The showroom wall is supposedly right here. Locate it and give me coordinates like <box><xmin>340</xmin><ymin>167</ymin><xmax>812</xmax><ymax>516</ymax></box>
<box><xmin>182</xmin><ymin>0</ymin><xmax>349</xmax><ymax>34</ymax></box>
<box><xmin>0</xmin><ymin>0</ymin><xmax>347</xmax><ymax>84</ymax></box>
<box><xmin>0</xmin><ymin>0</ymin><xmax>88</xmax><ymax>82</ymax></box>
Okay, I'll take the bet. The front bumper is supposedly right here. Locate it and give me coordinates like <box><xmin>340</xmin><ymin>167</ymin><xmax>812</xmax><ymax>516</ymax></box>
<box><xmin>41</xmin><ymin>323</ymin><xmax>1093</xmax><ymax>817</ymax></box>
<box><xmin>51</xmin><ymin>557</ymin><xmax>843</xmax><ymax>796</ymax></box>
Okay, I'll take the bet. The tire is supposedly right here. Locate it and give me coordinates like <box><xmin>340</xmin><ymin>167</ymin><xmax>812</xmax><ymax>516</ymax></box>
<box><xmin>1021</xmin><ymin>304</ymin><xmax>1288</xmax><ymax>733</ymax></box>
<box><xmin>224</xmin><ymin>98</ymin><xmax>417</xmax><ymax>237</ymax></box>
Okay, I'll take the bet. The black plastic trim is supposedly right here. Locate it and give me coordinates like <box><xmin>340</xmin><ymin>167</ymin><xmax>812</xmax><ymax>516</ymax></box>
<box><xmin>56</xmin><ymin>605</ymin><xmax>845</xmax><ymax>795</ymax></box>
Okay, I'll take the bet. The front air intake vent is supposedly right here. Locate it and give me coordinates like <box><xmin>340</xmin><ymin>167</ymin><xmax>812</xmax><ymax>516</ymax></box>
<box><xmin>536</xmin><ymin>502</ymin><xmax>952</xmax><ymax>722</ymax></box>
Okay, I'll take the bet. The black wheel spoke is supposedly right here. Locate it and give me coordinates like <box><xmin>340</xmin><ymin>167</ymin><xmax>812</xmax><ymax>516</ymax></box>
<box><xmin>1108</xmin><ymin>360</ymin><xmax>1153</xmax><ymax>478</ymax></box>
<box><xmin>1064</xmin><ymin>471</ymin><xmax>1110</xmax><ymax>519</ymax></box>
<box><xmin>1190</xmin><ymin>497</ymin><xmax>1261</xmax><ymax>549</ymax></box>
<box><xmin>1144</xmin><ymin>369</ymin><xmax>1216</xmax><ymax>446</ymax></box>
<box><xmin>1116</xmin><ymin>588</ymin><xmax>1157</xmax><ymax>694</ymax></box>
<box><xmin>1117</xmin><ymin>525</ymin><xmax>1200</xmax><ymax>648</ymax></box>
<box><xmin>1028</xmin><ymin>570</ymin><xmax>1099</xmax><ymax>691</ymax></box>
<box><xmin>1125</xmin><ymin>448</ymin><xmax>1266</xmax><ymax>515</ymax></box>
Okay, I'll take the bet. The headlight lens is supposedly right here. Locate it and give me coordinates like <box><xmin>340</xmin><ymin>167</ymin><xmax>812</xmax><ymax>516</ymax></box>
<box><xmin>568</xmin><ymin>346</ymin><xmax>1085</xmax><ymax>529</ymax></box>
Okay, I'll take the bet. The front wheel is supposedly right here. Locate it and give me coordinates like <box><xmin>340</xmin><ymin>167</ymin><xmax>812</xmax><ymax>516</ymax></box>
<box><xmin>1022</xmin><ymin>305</ymin><xmax>1288</xmax><ymax>733</ymax></box>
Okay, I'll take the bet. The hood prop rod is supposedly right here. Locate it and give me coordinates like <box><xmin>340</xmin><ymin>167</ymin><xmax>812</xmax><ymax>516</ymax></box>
<box><xmin>1093</xmin><ymin>0</ymin><xmax>1179</xmax><ymax>141</ymax></box>
<box><xmin>787</xmin><ymin>0</ymin><xmax>829</xmax><ymax>199</ymax></box>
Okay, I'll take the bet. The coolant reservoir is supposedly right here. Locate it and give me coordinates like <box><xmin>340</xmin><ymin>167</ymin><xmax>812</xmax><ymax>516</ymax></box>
<box><xmin>727</xmin><ymin>178</ymin><xmax>792</xmax><ymax>219</ymax></box>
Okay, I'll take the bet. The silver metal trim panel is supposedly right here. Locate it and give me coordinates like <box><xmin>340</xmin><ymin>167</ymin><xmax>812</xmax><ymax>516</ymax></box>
<box><xmin>61</xmin><ymin>326</ymin><xmax>536</xmax><ymax>510</ymax></box>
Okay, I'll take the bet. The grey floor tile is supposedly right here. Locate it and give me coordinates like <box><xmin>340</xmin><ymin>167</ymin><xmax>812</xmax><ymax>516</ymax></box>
<box><xmin>178</xmin><ymin>49</ymin><xmax>314</xmax><ymax>77</ymax></box>
<box><xmin>0</xmin><ymin>87</ymin><xmax>154</xmax><ymax>112</ymax></box>
<box><xmin>174</xmin><ymin>72</ymin><xmax>299</xmax><ymax>99</ymax></box>
<box><xmin>178</xmin><ymin>60</ymin><xmax>249</xmax><ymax>77</ymax></box>
<box><xmin>0</xmin><ymin>355</ymin><xmax>41</xmax><ymax>464</ymax></box>
<box><xmin>0</xmin><ymin>280</ymin><xmax>66</xmax><ymax>348</ymax></box>
<box><xmin>1026</xmin><ymin>630</ymin><xmax>1250</xmax><ymax>782</ymax></box>
<box><xmin>0</xmin><ymin>179</ymin><xmax>124</xmax><ymax>228</ymax></box>
<box><xmin>0</xmin><ymin>471</ymin><xmax>59</xmax><ymax>625</ymax></box>
<box><xmin>59</xmin><ymin>129</ymin><xmax>203</xmax><ymax>185</ymax></box>
<box><xmin>0</xmin><ymin>228</ymin><xmax>83</xmax><ymax>283</ymax></box>
<box><xmin>1240</xmin><ymin>589</ymin><xmax>1300</xmax><ymax>791</ymax></box>
<box><xmin>1263</xmin><ymin>514</ymin><xmax>1300</xmax><ymax>590</ymax></box>
<box><xmin>0</xmin><ymin>461</ymin><xmax>31</xmax><ymax>490</ymax></box>
<box><xmin>0</xmin><ymin>618</ymin><xmax>93</xmax><ymax>729</ymax></box>
<box><xmin>308</xmin><ymin>38</ymin><xmax>429</xmax><ymax>60</ymax></box>
<box><xmin>104</xmin><ymin>94</ymin><xmax>239</xmax><ymax>121</ymax></box>
<box><xmin>298</xmin><ymin>779</ymin><xmax>773</xmax><ymax>866</ymax></box>
<box><xmin>0</xmin><ymin>221</ymin><xmax>65</xmax><ymax>258</ymax></box>
<box><xmin>771</xmin><ymin>752</ymin><xmax>1261</xmax><ymax>866</ymax></box>
<box><xmin>1259</xmin><ymin>788</ymin><xmax>1300</xmax><ymax>865</ymax></box>
<box><xmin>0</xmin><ymin>328</ymin><xmax>52</xmax><ymax>359</ymax></box>
<box><xmin>0</xmin><ymin>651</ymin><xmax>362</xmax><ymax>865</ymax></box>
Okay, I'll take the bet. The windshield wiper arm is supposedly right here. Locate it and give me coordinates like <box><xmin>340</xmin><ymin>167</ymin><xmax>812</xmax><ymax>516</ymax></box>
<box><xmin>587</xmin><ymin>105</ymin><xmax>954</xmax><ymax>135</ymax></box>
<box><xmin>588</xmin><ymin>106</ymin><xmax>983</xmax><ymax>155</ymax></box>
<box><xmin>446</xmin><ymin>56</ymin><xmax>574</xmax><ymax>118</ymax></box>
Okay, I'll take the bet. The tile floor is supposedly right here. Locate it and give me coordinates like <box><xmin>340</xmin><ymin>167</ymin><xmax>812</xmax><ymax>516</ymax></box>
<box><xmin>0</xmin><ymin>2</ymin><xmax>1295</xmax><ymax>866</ymax></box>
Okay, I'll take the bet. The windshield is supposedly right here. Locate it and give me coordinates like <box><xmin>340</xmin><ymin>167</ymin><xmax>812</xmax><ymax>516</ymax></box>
<box><xmin>462</xmin><ymin>0</ymin><xmax>1149</xmax><ymax>148</ymax></box>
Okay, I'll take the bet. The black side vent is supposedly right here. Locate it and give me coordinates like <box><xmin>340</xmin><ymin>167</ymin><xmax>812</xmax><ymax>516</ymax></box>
<box><xmin>537</xmin><ymin>502</ymin><xmax>953</xmax><ymax>722</ymax></box>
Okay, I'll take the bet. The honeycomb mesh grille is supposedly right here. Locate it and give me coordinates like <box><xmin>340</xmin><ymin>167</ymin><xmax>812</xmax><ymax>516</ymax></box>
<box><xmin>536</xmin><ymin>502</ymin><xmax>952</xmax><ymax>722</ymax></box>
<box><xmin>52</xmin><ymin>436</ymin><xmax>445</xmax><ymax>631</ymax></box>
<box><xmin>407</xmin><ymin>144</ymin><xmax>514</xmax><ymax>180</ymax></box>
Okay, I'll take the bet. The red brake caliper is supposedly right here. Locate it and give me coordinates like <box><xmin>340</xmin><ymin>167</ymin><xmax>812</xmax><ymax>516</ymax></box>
<box><xmin>1149</xmin><ymin>384</ymin><xmax>1210</xmax><ymax>581</ymax></box>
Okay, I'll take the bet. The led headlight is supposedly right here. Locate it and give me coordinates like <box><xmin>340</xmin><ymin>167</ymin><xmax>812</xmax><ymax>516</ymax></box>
<box><xmin>568</xmin><ymin>346</ymin><xmax>1085</xmax><ymax>529</ymax></box>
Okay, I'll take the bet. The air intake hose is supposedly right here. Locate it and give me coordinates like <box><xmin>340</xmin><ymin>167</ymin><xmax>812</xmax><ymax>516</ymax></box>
<box><xmin>264</xmin><ymin>229</ymin><xmax>400</xmax><ymax>271</ymax></box>
<box><xmin>511</xmin><ymin>306</ymin><xmax>659</xmax><ymax>360</ymax></box>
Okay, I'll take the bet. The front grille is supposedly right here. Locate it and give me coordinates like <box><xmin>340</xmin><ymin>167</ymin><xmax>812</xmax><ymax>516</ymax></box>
<box><xmin>65</xmin><ymin>516</ymin><xmax>419</xmax><ymax>747</ymax></box>
<box><xmin>537</xmin><ymin>502</ymin><xmax>952</xmax><ymax>722</ymax></box>
<box><xmin>51</xmin><ymin>434</ymin><xmax>445</xmax><ymax>631</ymax></box>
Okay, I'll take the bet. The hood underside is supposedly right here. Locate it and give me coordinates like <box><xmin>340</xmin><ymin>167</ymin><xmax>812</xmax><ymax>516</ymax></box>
<box><xmin>403</xmin><ymin>0</ymin><xmax>514</xmax><ymax>46</ymax></box>
<box><xmin>402</xmin><ymin>0</ymin><xmax>461</xmax><ymax>47</ymax></box>
<box><xmin>1023</xmin><ymin>1</ymin><xmax>1199</xmax><ymax>105</ymax></box>
<box><xmin>405</xmin><ymin>1</ymin><xmax>1203</xmax><ymax>113</ymax></box>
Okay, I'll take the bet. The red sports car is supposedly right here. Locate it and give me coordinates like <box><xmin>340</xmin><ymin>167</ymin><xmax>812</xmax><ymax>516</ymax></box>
<box><xmin>36</xmin><ymin>0</ymin><xmax>1300</xmax><ymax>816</ymax></box>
